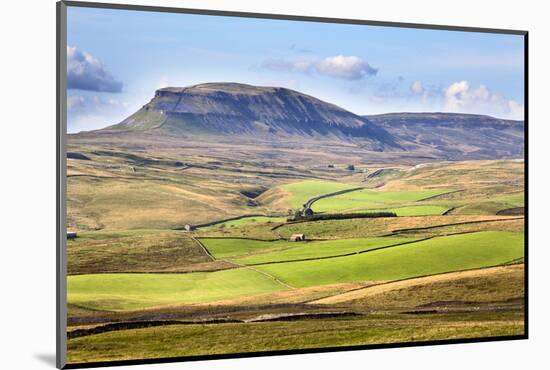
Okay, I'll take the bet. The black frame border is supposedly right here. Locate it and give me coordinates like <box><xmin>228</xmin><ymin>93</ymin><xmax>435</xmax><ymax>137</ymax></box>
<box><xmin>56</xmin><ymin>1</ymin><xmax>529</xmax><ymax>369</ymax></box>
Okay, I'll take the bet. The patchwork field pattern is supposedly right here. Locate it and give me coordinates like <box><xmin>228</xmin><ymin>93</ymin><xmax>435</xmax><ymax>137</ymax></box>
<box><xmin>66</xmin><ymin>151</ymin><xmax>525</xmax><ymax>364</ymax></box>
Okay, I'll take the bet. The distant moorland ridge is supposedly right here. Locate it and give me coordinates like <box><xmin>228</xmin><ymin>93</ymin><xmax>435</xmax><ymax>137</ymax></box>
<box><xmin>80</xmin><ymin>82</ymin><xmax>524</xmax><ymax>160</ymax></box>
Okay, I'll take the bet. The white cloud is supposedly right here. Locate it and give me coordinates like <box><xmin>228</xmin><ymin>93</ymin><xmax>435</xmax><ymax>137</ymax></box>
<box><xmin>67</xmin><ymin>94</ymin><xmax>130</xmax><ymax>133</ymax></box>
<box><xmin>409</xmin><ymin>80</ymin><xmax>444</xmax><ymax>105</ymax></box>
<box><xmin>316</xmin><ymin>55</ymin><xmax>377</xmax><ymax>80</ymax></box>
<box><xmin>508</xmin><ymin>100</ymin><xmax>525</xmax><ymax>119</ymax></box>
<box><xmin>67</xmin><ymin>46</ymin><xmax>123</xmax><ymax>93</ymax></box>
<box><xmin>444</xmin><ymin>80</ymin><xmax>524</xmax><ymax>120</ymax></box>
<box><xmin>410</xmin><ymin>80</ymin><xmax>425</xmax><ymax>95</ymax></box>
<box><xmin>261</xmin><ymin>55</ymin><xmax>377</xmax><ymax>80</ymax></box>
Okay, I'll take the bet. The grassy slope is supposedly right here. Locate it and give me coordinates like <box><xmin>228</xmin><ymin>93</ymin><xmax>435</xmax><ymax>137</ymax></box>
<box><xmin>67</xmin><ymin>310</ymin><xmax>523</xmax><ymax>364</ymax></box>
<box><xmin>232</xmin><ymin>237</ymin><xmax>419</xmax><ymax>265</ymax></box>
<box><xmin>196</xmin><ymin>222</ymin><xmax>281</xmax><ymax>240</ymax></box>
<box><xmin>256</xmin><ymin>231</ymin><xmax>524</xmax><ymax>288</ymax></box>
<box><xmin>68</xmin><ymin>230</ymin><xmax>232</xmax><ymax>274</ymax></box>
<box><xmin>312</xmin><ymin>189</ymin><xmax>449</xmax><ymax>213</ymax></box>
<box><xmin>67</xmin><ymin>269</ymin><xmax>288</xmax><ymax>311</ymax></box>
<box><xmin>65</xmin><ymin>157</ymin><xmax>526</xmax><ymax>364</ymax></box>
<box><xmin>278</xmin><ymin>180</ymin><xmax>358</xmax><ymax>208</ymax></box>
<box><xmin>454</xmin><ymin>191</ymin><xmax>525</xmax><ymax>215</ymax></box>
<box><xmin>275</xmin><ymin>215</ymin><xmax>510</xmax><ymax>239</ymax></box>
<box><xmin>68</xmin><ymin>176</ymin><xmax>239</xmax><ymax>230</ymax></box>
<box><xmin>200</xmin><ymin>238</ymin><xmax>291</xmax><ymax>259</ymax></box>
<box><xmin>493</xmin><ymin>192</ymin><xmax>524</xmax><ymax>206</ymax></box>
<box><xmin>343</xmin><ymin>264</ymin><xmax>524</xmax><ymax>310</ymax></box>
<box><xmin>201</xmin><ymin>216</ymin><xmax>287</xmax><ymax>230</ymax></box>
<box><xmin>398</xmin><ymin>218</ymin><xmax>524</xmax><ymax>237</ymax></box>
<box><xmin>367</xmin><ymin>205</ymin><xmax>449</xmax><ymax>216</ymax></box>
<box><xmin>66</xmin><ymin>149</ymin><xmax>278</xmax><ymax>230</ymax></box>
<box><xmin>382</xmin><ymin>161</ymin><xmax>524</xmax><ymax>216</ymax></box>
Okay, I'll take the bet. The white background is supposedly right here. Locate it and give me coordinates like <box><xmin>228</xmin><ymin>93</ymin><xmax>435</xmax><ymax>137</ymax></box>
<box><xmin>1</xmin><ymin>0</ymin><xmax>547</xmax><ymax>369</ymax></box>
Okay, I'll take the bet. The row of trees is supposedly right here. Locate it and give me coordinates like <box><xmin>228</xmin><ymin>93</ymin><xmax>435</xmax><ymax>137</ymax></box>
<box><xmin>287</xmin><ymin>208</ymin><xmax>396</xmax><ymax>222</ymax></box>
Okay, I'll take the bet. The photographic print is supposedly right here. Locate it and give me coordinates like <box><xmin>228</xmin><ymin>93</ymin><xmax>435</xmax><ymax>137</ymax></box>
<box><xmin>59</xmin><ymin>2</ymin><xmax>527</xmax><ymax>367</ymax></box>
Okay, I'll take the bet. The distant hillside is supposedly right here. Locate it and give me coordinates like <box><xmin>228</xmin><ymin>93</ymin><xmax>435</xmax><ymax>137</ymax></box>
<box><xmin>76</xmin><ymin>83</ymin><xmax>524</xmax><ymax>161</ymax></box>
<box><xmin>105</xmin><ymin>82</ymin><xmax>399</xmax><ymax>150</ymax></box>
<box><xmin>365</xmin><ymin>112</ymin><xmax>524</xmax><ymax>160</ymax></box>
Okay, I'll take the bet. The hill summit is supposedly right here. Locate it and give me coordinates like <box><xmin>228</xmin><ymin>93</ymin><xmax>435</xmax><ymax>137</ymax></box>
<box><xmin>87</xmin><ymin>82</ymin><xmax>524</xmax><ymax>160</ymax></box>
<box><xmin>107</xmin><ymin>82</ymin><xmax>398</xmax><ymax>149</ymax></box>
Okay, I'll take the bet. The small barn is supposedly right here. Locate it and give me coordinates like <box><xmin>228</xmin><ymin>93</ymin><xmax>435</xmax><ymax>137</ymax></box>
<box><xmin>290</xmin><ymin>234</ymin><xmax>306</xmax><ymax>242</ymax></box>
<box><xmin>183</xmin><ymin>224</ymin><xmax>195</xmax><ymax>232</ymax></box>
<box><xmin>67</xmin><ymin>231</ymin><xmax>77</xmax><ymax>239</ymax></box>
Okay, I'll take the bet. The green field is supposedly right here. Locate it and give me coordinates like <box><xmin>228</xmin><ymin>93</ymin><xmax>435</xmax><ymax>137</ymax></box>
<box><xmin>440</xmin><ymin>190</ymin><xmax>524</xmax><ymax>215</ymax></box>
<box><xmin>67</xmin><ymin>268</ymin><xmax>288</xmax><ymax>311</ymax></box>
<box><xmin>67</xmin><ymin>231</ymin><xmax>523</xmax><ymax>310</ymax></box>
<box><xmin>256</xmin><ymin>231</ymin><xmax>524</xmax><ymax>288</ymax></box>
<box><xmin>278</xmin><ymin>180</ymin><xmax>357</xmax><ymax>208</ymax></box>
<box><xmin>66</xmin><ymin>153</ymin><xmax>526</xmax><ymax>364</ymax></box>
<box><xmin>312</xmin><ymin>188</ymin><xmax>450</xmax><ymax>213</ymax></box>
<box><xmin>200</xmin><ymin>238</ymin><xmax>292</xmax><ymax>259</ymax></box>
<box><xmin>232</xmin><ymin>237</ymin><xmax>419</xmax><ymax>265</ymax></box>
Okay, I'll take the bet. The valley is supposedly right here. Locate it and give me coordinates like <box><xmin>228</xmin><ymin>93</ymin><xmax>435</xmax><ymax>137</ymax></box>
<box><xmin>65</xmin><ymin>83</ymin><xmax>525</xmax><ymax>365</ymax></box>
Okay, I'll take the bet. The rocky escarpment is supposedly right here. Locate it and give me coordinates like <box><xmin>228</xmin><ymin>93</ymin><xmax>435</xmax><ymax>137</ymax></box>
<box><xmin>107</xmin><ymin>82</ymin><xmax>399</xmax><ymax>149</ymax></box>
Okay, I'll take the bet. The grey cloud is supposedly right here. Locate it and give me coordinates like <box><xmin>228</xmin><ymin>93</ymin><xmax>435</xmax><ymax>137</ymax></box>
<box><xmin>67</xmin><ymin>46</ymin><xmax>123</xmax><ymax>93</ymax></box>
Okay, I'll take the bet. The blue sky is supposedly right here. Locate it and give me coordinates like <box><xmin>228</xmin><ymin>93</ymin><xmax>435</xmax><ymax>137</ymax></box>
<box><xmin>67</xmin><ymin>6</ymin><xmax>525</xmax><ymax>133</ymax></box>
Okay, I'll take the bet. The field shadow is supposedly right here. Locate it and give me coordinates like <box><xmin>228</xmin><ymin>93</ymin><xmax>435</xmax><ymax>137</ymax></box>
<box><xmin>34</xmin><ymin>353</ymin><xmax>56</xmax><ymax>367</ymax></box>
